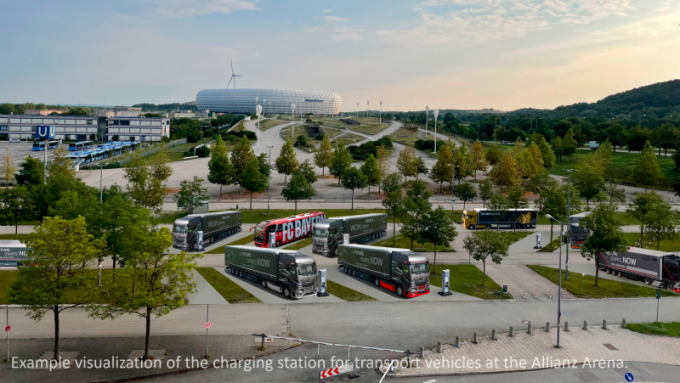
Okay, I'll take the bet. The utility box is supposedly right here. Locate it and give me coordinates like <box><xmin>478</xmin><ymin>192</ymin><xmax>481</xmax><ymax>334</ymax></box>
<box><xmin>317</xmin><ymin>269</ymin><xmax>329</xmax><ymax>297</ymax></box>
<box><xmin>438</xmin><ymin>269</ymin><xmax>452</xmax><ymax>296</ymax></box>
<box><xmin>534</xmin><ymin>233</ymin><xmax>542</xmax><ymax>249</ymax></box>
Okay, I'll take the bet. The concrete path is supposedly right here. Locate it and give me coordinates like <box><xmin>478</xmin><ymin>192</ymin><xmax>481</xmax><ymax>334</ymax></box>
<box><xmin>214</xmin><ymin>267</ymin><xmax>345</xmax><ymax>304</ymax></box>
<box><xmin>481</xmin><ymin>264</ymin><xmax>577</xmax><ymax>300</ymax></box>
<box><xmin>508</xmin><ymin>230</ymin><xmax>543</xmax><ymax>253</ymax></box>
<box><xmin>185</xmin><ymin>269</ymin><xmax>229</xmax><ymax>305</ymax></box>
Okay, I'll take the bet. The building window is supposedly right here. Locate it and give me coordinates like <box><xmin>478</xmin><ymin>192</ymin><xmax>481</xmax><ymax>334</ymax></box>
<box><xmin>120</xmin><ymin>120</ymin><xmax>130</xmax><ymax>126</ymax></box>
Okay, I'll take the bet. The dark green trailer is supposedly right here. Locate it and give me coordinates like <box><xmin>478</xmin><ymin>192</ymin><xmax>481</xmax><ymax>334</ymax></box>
<box><xmin>173</xmin><ymin>211</ymin><xmax>242</xmax><ymax>251</ymax></box>
<box><xmin>0</xmin><ymin>240</ymin><xmax>28</xmax><ymax>267</ymax></box>
<box><xmin>337</xmin><ymin>244</ymin><xmax>431</xmax><ymax>298</ymax></box>
<box><xmin>224</xmin><ymin>246</ymin><xmax>318</xmax><ymax>299</ymax></box>
<box><xmin>312</xmin><ymin>213</ymin><xmax>388</xmax><ymax>256</ymax></box>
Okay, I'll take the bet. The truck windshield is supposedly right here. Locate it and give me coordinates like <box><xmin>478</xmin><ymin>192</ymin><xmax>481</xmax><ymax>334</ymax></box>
<box><xmin>254</xmin><ymin>221</ymin><xmax>270</xmax><ymax>242</ymax></box>
<box><xmin>297</xmin><ymin>264</ymin><xmax>316</xmax><ymax>276</ymax></box>
<box><xmin>173</xmin><ymin>225</ymin><xmax>188</xmax><ymax>233</ymax></box>
<box><xmin>410</xmin><ymin>262</ymin><xmax>429</xmax><ymax>275</ymax></box>
<box><xmin>313</xmin><ymin>229</ymin><xmax>328</xmax><ymax>238</ymax></box>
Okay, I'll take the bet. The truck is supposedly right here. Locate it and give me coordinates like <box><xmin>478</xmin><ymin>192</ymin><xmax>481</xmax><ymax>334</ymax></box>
<box><xmin>224</xmin><ymin>245</ymin><xmax>318</xmax><ymax>299</ymax></box>
<box><xmin>172</xmin><ymin>211</ymin><xmax>242</xmax><ymax>251</ymax></box>
<box><xmin>337</xmin><ymin>244</ymin><xmax>430</xmax><ymax>298</ymax></box>
<box><xmin>254</xmin><ymin>211</ymin><xmax>327</xmax><ymax>248</ymax></box>
<box><xmin>312</xmin><ymin>213</ymin><xmax>388</xmax><ymax>257</ymax></box>
<box><xmin>569</xmin><ymin>212</ymin><xmax>591</xmax><ymax>249</ymax></box>
<box><xmin>0</xmin><ymin>240</ymin><xmax>28</xmax><ymax>267</ymax></box>
<box><xmin>589</xmin><ymin>141</ymin><xmax>599</xmax><ymax>150</ymax></box>
<box><xmin>598</xmin><ymin>247</ymin><xmax>680</xmax><ymax>292</ymax></box>
<box><xmin>462</xmin><ymin>208</ymin><xmax>537</xmax><ymax>230</ymax></box>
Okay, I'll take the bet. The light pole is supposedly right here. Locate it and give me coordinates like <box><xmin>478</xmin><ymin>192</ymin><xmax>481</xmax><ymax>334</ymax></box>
<box><xmin>565</xmin><ymin>169</ymin><xmax>576</xmax><ymax>280</ymax></box>
<box><xmin>425</xmin><ymin>105</ymin><xmax>429</xmax><ymax>137</ymax></box>
<box><xmin>267</xmin><ymin>146</ymin><xmax>273</xmax><ymax>214</ymax></box>
<box><xmin>451</xmin><ymin>145</ymin><xmax>456</xmax><ymax>216</ymax></box>
<box><xmin>379</xmin><ymin>100</ymin><xmax>382</xmax><ymax>124</ymax></box>
<box><xmin>291</xmin><ymin>104</ymin><xmax>296</xmax><ymax>140</ymax></box>
<box><xmin>256</xmin><ymin>105</ymin><xmax>262</xmax><ymax>153</ymax></box>
<box><xmin>356</xmin><ymin>102</ymin><xmax>359</xmax><ymax>118</ymax></box>
<box><xmin>546</xmin><ymin>214</ymin><xmax>579</xmax><ymax>349</ymax></box>
<box><xmin>367</xmin><ymin>101</ymin><xmax>369</xmax><ymax>119</ymax></box>
<box><xmin>433</xmin><ymin>109</ymin><xmax>439</xmax><ymax>153</ymax></box>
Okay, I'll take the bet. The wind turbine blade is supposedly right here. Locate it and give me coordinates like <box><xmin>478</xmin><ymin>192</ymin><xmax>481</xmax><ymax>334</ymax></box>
<box><xmin>226</xmin><ymin>76</ymin><xmax>233</xmax><ymax>89</ymax></box>
<box><xmin>231</xmin><ymin>58</ymin><xmax>234</xmax><ymax>75</ymax></box>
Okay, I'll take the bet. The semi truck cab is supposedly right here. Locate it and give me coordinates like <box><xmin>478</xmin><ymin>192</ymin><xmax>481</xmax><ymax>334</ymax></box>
<box><xmin>172</xmin><ymin>217</ymin><xmax>201</xmax><ymax>251</ymax></box>
<box><xmin>312</xmin><ymin>220</ymin><xmax>344</xmax><ymax>256</ymax></box>
<box><xmin>390</xmin><ymin>253</ymin><xmax>431</xmax><ymax>298</ymax></box>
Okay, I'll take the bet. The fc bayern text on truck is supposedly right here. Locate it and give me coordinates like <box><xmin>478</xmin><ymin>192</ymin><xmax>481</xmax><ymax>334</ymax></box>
<box><xmin>254</xmin><ymin>211</ymin><xmax>327</xmax><ymax>248</ymax></box>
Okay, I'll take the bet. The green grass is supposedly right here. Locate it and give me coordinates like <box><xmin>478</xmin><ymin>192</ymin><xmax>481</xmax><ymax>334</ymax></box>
<box><xmin>279</xmin><ymin>125</ymin><xmax>343</xmax><ymax>152</ymax></box>
<box><xmin>332</xmin><ymin>133</ymin><xmax>365</xmax><ymax>146</ymax></box>
<box><xmin>282</xmin><ymin>237</ymin><xmax>313</xmax><ymax>250</ymax></box>
<box><xmin>160</xmin><ymin>209</ymin><xmax>390</xmax><ymax>225</ymax></box>
<box><xmin>498</xmin><ymin>231</ymin><xmax>533</xmax><ymax>244</ymax></box>
<box><xmin>196</xmin><ymin>267</ymin><xmax>261</xmax><ymax>304</ymax></box>
<box><xmin>626</xmin><ymin>322</ymin><xmax>680</xmax><ymax>337</ymax></box>
<box><xmin>391</xmin><ymin>127</ymin><xmax>420</xmax><ymax>146</ymax></box>
<box><xmin>145</xmin><ymin>137</ymin><xmax>215</xmax><ymax>163</ymax></box>
<box><xmin>538</xmin><ymin>238</ymin><xmax>563</xmax><ymax>252</ymax></box>
<box><xmin>527</xmin><ymin>265</ymin><xmax>676</xmax><ymax>299</ymax></box>
<box><xmin>622</xmin><ymin>232</ymin><xmax>680</xmax><ymax>252</ymax></box>
<box><xmin>205</xmin><ymin>234</ymin><xmax>255</xmax><ymax>254</ymax></box>
<box><xmin>257</xmin><ymin>119</ymin><xmax>288</xmax><ymax>131</ymax></box>
<box><xmin>320</xmin><ymin>117</ymin><xmax>388</xmax><ymax>135</ymax></box>
<box><xmin>0</xmin><ymin>234</ymin><xmax>31</xmax><ymax>242</ymax></box>
<box><xmin>372</xmin><ymin>235</ymin><xmax>454</xmax><ymax>252</ymax></box>
<box><xmin>326</xmin><ymin>280</ymin><xmax>377</xmax><ymax>302</ymax></box>
<box><xmin>0</xmin><ymin>270</ymin><xmax>17</xmax><ymax>304</ymax></box>
<box><xmin>429</xmin><ymin>264</ymin><xmax>512</xmax><ymax>299</ymax></box>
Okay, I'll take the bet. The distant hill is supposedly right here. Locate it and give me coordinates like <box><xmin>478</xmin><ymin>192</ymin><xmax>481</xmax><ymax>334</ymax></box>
<box><xmin>132</xmin><ymin>102</ymin><xmax>198</xmax><ymax>112</ymax></box>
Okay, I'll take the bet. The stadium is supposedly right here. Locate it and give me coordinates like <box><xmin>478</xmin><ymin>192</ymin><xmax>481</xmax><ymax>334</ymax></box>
<box><xmin>195</xmin><ymin>89</ymin><xmax>342</xmax><ymax>115</ymax></box>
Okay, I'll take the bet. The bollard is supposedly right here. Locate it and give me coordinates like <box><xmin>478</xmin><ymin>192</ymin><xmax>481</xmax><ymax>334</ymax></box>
<box><xmin>564</xmin><ymin>322</ymin><xmax>569</xmax><ymax>332</ymax></box>
<box><xmin>549</xmin><ymin>289</ymin><xmax>552</xmax><ymax>299</ymax></box>
<box><xmin>583</xmin><ymin>320</ymin><xmax>588</xmax><ymax>330</ymax></box>
<box><xmin>523</xmin><ymin>289</ymin><xmax>526</xmax><ymax>299</ymax></box>
<box><xmin>390</xmin><ymin>360</ymin><xmax>396</xmax><ymax>373</ymax></box>
<box><xmin>621</xmin><ymin>319</ymin><xmax>626</xmax><ymax>328</ymax></box>
<box><xmin>491</xmin><ymin>329</ymin><xmax>496</xmax><ymax>340</ymax></box>
<box><xmin>455</xmin><ymin>336</ymin><xmax>460</xmax><ymax>348</ymax></box>
<box><xmin>534</xmin><ymin>289</ymin><xmax>538</xmax><ymax>299</ymax></box>
<box><xmin>473</xmin><ymin>332</ymin><xmax>478</xmax><ymax>344</ymax></box>
<box><xmin>527</xmin><ymin>324</ymin><xmax>532</xmax><ymax>335</ymax></box>
<box><xmin>545</xmin><ymin>322</ymin><xmax>550</xmax><ymax>332</ymax></box>
<box><xmin>602</xmin><ymin>320</ymin><xmax>607</xmax><ymax>330</ymax></box>
<box><xmin>420</xmin><ymin>346</ymin><xmax>425</xmax><ymax>358</ymax></box>
<box><xmin>563</xmin><ymin>288</ymin><xmax>566</xmax><ymax>299</ymax></box>
<box><xmin>509</xmin><ymin>326</ymin><xmax>514</xmax><ymax>337</ymax></box>
<box><xmin>437</xmin><ymin>341</ymin><xmax>442</xmax><ymax>353</ymax></box>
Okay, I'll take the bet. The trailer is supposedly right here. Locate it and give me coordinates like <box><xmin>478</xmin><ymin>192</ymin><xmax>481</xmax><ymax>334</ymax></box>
<box><xmin>224</xmin><ymin>246</ymin><xmax>318</xmax><ymax>299</ymax></box>
<box><xmin>462</xmin><ymin>208</ymin><xmax>537</xmax><ymax>230</ymax></box>
<box><xmin>337</xmin><ymin>244</ymin><xmax>430</xmax><ymax>298</ymax></box>
<box><xmin>0</xmin><ymin>240</ymin><xmax>28</xmax><ymax>267</ymax></box>
<box><xmin>312</xmin><ymin>213</ymin><xmax>388</xmax><ymax>256</ymax></box>
<box><xmin>599</xmin><ymin>248</ymin><xmax>680</xmax><ymax>292</ymax></box>
<box><xmin>173</xmin><ymin>211</ymin><xmax>242</xmax><ymax>251</ymax></box>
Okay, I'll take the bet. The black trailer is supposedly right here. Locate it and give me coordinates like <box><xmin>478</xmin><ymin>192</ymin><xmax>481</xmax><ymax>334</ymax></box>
<box><xmin>172</xmin><ymin>211</ymin><xmax>242</xmax><ymax>251</ymax></box>
<box><xmin>599</xmin><ymin>247</ymin><xmax>680</xmax><ymax>291</ymax></box>
<box><xmin>224</xmin><ymin>246</ymin><xmax>317</xmax><ymax>299</ymax></box>
<box><xmin>312</xmin><ymin>213</ymin><xmax>387</xmax><ymax>256</ymax></box>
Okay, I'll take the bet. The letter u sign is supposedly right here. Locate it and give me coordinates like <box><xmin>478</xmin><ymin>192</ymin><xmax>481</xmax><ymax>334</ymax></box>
<box><xmin>36</xmin><ymin>125</ymin><xmax>56</xmax><ymax>139</ymax></box>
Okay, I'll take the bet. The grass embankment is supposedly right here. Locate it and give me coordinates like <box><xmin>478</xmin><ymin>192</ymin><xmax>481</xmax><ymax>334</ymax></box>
<box><xmin>283</xmin><ymin>237</ymin><xmax>313</xmax><ymax>250</ymax></box>
<box><xmin>145</xmin><ymin>137</ymin><xmax>215</xmax><ymax>163</ymax></box>
<box><xmin>622</xmin><ymin>232</ymin><xmax>680</xmax><ymax>252</ymax></box>
<box><xmin>320</xmin><ymin>117</ymin><xmax>388</xmax><ymax>135</ymax></box>
<box><xmin>0</xmin><ymin>234</ymin><xmax>31</xmax><ymax>242</ymax></box>
<box><xmin>498</xmin><ymin>231</ymin><xmax>533</xmax><ymax>244</ymax></box>
<box><xmin>205</xmin><ymin>234</ymin><xmax>255</xmax><ymax>254</ymax></box>
<box><xmin>373</xmin><ymin>236</ymin><xmax>454</xmax><ymax>252</ymax></box>
<box><xmin>196</xmin><ymin>267</ymin><xmax>261</xmax><ymax>304</ymax></box>
<box><xmin>257</xmin><ymin>119</ymin><xmax>288</xmax><ymax>131</ymax></box>
<box><xmin>429</xmin><ymin>264</ymin><xmax>511</xmax><ymax>300</ymax></box>
<box><xmin>538</xmin><ymin>238</ymin><xmax>564</xmax><ymax>253</ymax></box>
<box><xmin>527</xmin><ymin>265</ymin><xmax>676</xmax><ymax>299</ymax></box>
<box><xmin>159</xmin><ymin>209</ymin><xmax>390</xmax><ymax>225</ymax></box>
<box><xmin>626</xmin><ymin>322</ymin><xmax>680</xmax><ymax>337</ymax></box>
<box><xmin>326</xmin><ymin>280</ymin><xmax>377</xmax><ymax>302</ymax></box>
<box><xmin>391</xmin><ymin>127</ymin><xmax>420</xmax><ymax>146</ymax></box>
<box><xmin>332</xmin><ymin>133</ymin><xmax>365</xmax><ymax>146</ymax></box>
<box><xmin>279</xmin><ymin>125</ymin><xmax>343</xmax><ymax>153</ymax></box>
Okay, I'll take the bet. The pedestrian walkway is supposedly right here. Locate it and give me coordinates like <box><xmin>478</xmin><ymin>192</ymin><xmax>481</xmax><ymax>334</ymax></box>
<box><xmin>186</xmin><ymin>269</ymin><xmax>229</xmax><ymax>305</ymax></box>
<box><xmin>385</xmin><ymin>324</ymin><xmax>680</xmax><ymax>377</ymax></box>
<box><xmin>481</xmin><ymin>265</ymin><xmax>577</xmax><ymax>300</ymax></box>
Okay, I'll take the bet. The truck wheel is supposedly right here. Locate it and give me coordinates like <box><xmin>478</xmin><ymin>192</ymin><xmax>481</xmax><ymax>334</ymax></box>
<box><xmin>283</xmin><ymin>287</ymin><xmax>291</xmax><ymax>298</ymax></box>
<box><xmin>470</xmin><ymin>225</ymin><xmax>475</xmax><ymax>230</ymax></box>
<box><xmin>352</xmin><ymin>269</ymin><xmax>356</xmax><ymax>276</ymax></box>
<box><xmin>261</xmin><ymin>279</ymin><xmax>267</xmax><ymax>288</ymax></box>
<box><xmin>396</xmin><ymin>285</ymin><xmax>404</xmax><ymax>297</ymax></box>
<box><xmin>276</xmin><ymin>240</ymin><xmax>282</xmax><ymax>247</ymax></box>
<box><xmin>374</xmin><ymin>278</ymin><xmax>380</xmax><ymax>287</ymax></box>
<box><xmin>239</xmin><ymin>271</ymin><xmax>243</xmax><ymax>278</ymax></box>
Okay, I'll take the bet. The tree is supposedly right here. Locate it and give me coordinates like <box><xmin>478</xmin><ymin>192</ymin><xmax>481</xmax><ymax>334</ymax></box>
<box><xmin>603</xmin><ymin>181</ymin><xmax>626</xmax><ymax>204</ymax></box>
<box><xmin>175</xmin><ymin>176</ymin><xmax>208</xmax><ymax>214</ymax></box>
<box><xmin>241</xmin><ymin>157</ymin><xmax>268</xmax><ymax>211</ymax></box>
<box><xmin>489</xmin><ymin>153</ymin><xmax>519</xmax><ymax>190</ymax></box>
<box><xmin>124</xmin><ymin>152</ymin><xmax>172</xmax><ymax>214</ymax></box>
<box><xmin>527</xmin><ymin>142</ymin><xmax>544</xmax><ymax>171</ymax></box>
<box><xmin>562</xmin><ymin>128</ymin><xmax>578</xmax><ymax>156</ymax></box>
<box><xmin>515</xmin><ymin>148</ymin><xmax>540</xmax><ymax>179</ymax></box>
<box><xmin>507</xmin><ymin>185</ymin><xmax>528</xmax><ymax>233</ymax></box>
<box><xmin>463</xmin><ymin>230</ymin><xmax>510</xmax><ymax>286</ymax></box>
<box><xmin>487</xmin><ymin>192</ymin><xmax>508</xmax><ymax>231</ymax></box>
<box><xmin>89</xmin><ymin>224</ymin><xmax>200</xmax><ymax>360</ymax></box>
<box><xmin>454</xmin><ymin>143</ymin><xmax>475</xmax><ymax>184</ymax></box>
<box><xmin>99</xmin><ymin>187</ymin><xmax>146</xmax><ymax>275</ymax></box>
<box><xmin>396</xmin><ymin>146</ymin><xmax>418</xmax><ymax>182</ymax></box>
<box><xmin>313</xmin><ymin>135</ymin><xmax>334</xmax><ymax>177</ymax></box>
<box><xmin>376</xmin><ymin>145</ymin><xmax>390</xmax><ymax>195</ymax></box>
<box><xmin>341</xmin><ymin>167</ymin><xmax>368</xmax><ymax>210</ymax></box>
<box><xmin>207</xmin><ymin>135</ymin><xmax>233</xmax><ymax>198</ymax></box>
<box><xmin>485</xmin><ymin>145</ymin><xmax>503</xmax><ymax>165</ymax></box>
<box><xmin>526</xmin><ymin>171</ymin><xmax>557</xmax><ymax>211</ymax></box>
<box><xmin>382</xmin><ymin>173</ymin><xmax>405</xmax><ymax>247</ymax></box>
<box><xmin>634</xmin><ymin>141</ymin><xmax>660</xmax><ymax>191</ymax></box>
<box><xmin>645</xmin><ymin>199</ymin><xmax>679</xmax><ymax>250</ymax></box>
<box><xmin>1</xmin><ymin>148</ymin><xmax>17</xmax><ymax>186</ymax></box>
<box><xmin>15</xmin><ymin>157</ymin><xmax>44</xmax><ymax>186</ymax></box>
<box><xmin>471</xmin><ymin>140</ymin><xmax>488</xmax><ymax>181</ymax></box>
<box><xmin>538</xmin><ymin>139</ymin><xmax>556</xmax><ymax>169</ymax></box>
<box><xmin>0</xmin><ymin>186</ymin><xmax>32</xmax><ymax>239</ymax></box>
<box><xmin>539</xmin><ymin>183</ymin><xmax>583</xmax><ymax>245</ymax></box>
<box><xmin>552</xmin><ymin>137</ymin><xmax>564</xmax><ymax>162</ymax></box>
<box><xmin>9</xmin><ymin>216</ymin><xmax>105</xmax><ymax>361</ymax></box>
<box><xmin>429</xmin><ymin>143</ymin><xmax>453</xmax><ymax>192</ymax></box>
<box><xmin>360</xmin><ymin>154</ymin><xmax>381</xmax><ymax>196</ymax></box>
<box><xmin>454</xmin><ymin>183</ymin><xmax>477</xmax><ymax>210</ymax></box>
<box><xmin>330</xmin><ymin>142</ymin><xmax>352</xmax><ymax>185</ymax></box>
<box><xmin>478</xmin><ymin>178</ymin><xmax>494</xmax><ymax>208</ymax></box>
<box><xmin>230</xmin><ymin>136</ymin><xmax>255</xmax><ymax>192</ymax></box>
<box><xmin>419</xmin><ymin>207</ymin><xmax>457</xmax><ymax>273</ymax></box>
<box><xmin>628</xmin><ymin>192</ymin><xmax>664</xmax><ymax>248</ymax></box>
<box><xmin>415</xmin><ymin>157</ymin><xmax>428</xmax><ymax>181</ymax></box>
<box><xmin>275</xmin><ymin>138</ymin><xmax>299</xmax><ymax>184</ymax></box>
<box><xmin>580</xmin><ymin>202</ymin><xmax>626</xmax><ymax>287</ymax></box>
<box><xmin>298</xmin><ymin>159</ymin><xmax>317</xmax><ymax>185</ymax></box>
<box><xmin>572</xmin><ymin>162</ymin><xmax>605</xmax><ymax>207</ymax></box>
<box><xmin>401</xmin><ymin>180</ymin><xmax>433</xmax><ymax>250</ymax></box>
<box><xmin>281</xmin><ymin>172</ymin><xmax>316</xmax><ymax>214</ymax></box>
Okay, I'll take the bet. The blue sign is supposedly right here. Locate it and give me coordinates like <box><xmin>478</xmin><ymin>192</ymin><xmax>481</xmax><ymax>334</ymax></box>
<box><xmin>624</xmin><ymin>372</ymin><xmax>634</xmax><ymax>382</ymax></box>
<box><xmin>35</xmin><ymin>125</ymin><xmax>56</xmax><ymax>139</ymax></box>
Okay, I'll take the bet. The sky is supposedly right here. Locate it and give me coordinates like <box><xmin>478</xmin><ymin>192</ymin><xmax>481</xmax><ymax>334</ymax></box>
<box><xmin>0</xmin><ymin>0</ymin><xmax>679</xmax><ymax>112</ymax></box>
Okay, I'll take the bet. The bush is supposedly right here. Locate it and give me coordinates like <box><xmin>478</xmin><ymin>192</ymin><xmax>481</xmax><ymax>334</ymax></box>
<box><xmin>161</xmin><ymin>136</ymin><xmax>170</xmax><ymax>143</ymax></box>
<box><xmin>220</xmin><ymin>131</ymin><xmax>256</xmax><ymax>142</ymax></box>
<box><xmin>414</xmin><ymin>139</ymin><xmax>446</xmax><ymax>151</ymax></box>
<box><xmin>305</xmin><ymin>118</ymin><xmax>313</xmax><ymax>123</ymax></box>
<box><xmin>348</xmin><ymin>136</ymin><xmax>393</xmax><ymax>160</ymax></box>
<box><xmin>295</xmin><ymin>135</ymin><xmax>307</xmax><ymax>147</ymax></box>
<box><xmin>314</xmin><ymin>133</ymin><xmax>325</xmax><ymax>140</ymax></box>
<box><xmin>186</xmin><ymin>131</ymin><xmax>200</xmax><ymax>143</ymax></box>
<box><xmin>196</xmin><ymin>146</ymin><xmax>211</xmax><ymax>158</ymax></box>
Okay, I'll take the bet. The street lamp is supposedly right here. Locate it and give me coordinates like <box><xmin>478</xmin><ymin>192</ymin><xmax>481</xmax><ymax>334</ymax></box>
<box><xmin>256</xmin><ymin>104</ymin><xmax>262</xmax><ymax>153</ymax></box>
<box><xmin>98</xmin><ymin>263</ymin><xmax>102</xmax><ymax>287</ymax></box>
<box><xmin>433</xmin><ymin>109</ymin><xmax>439</xmax><ymax>153</ymax></box>
<box><xmin>367</xmin><ymin>101</ymin><xmax>369</xmax><ymax>119</ymax></box>
<box><xmin>545</xmin><ymin>214</ymin><xmax>579</xmax><ymax>349</ymax></box>
<box><xmin>379</xmin><ymin>100</ymin><xmax>383</xmax><ymax>124</ymax></box>
<box><xmin>565</xmin><ymin>169</ymin><xmax>576</xmax><ymax>280</ymax></box>
<box><xmin>356</xmin><ymin>102</ymin><xmax>359</xmax><ymax>118</ymax></box>
<box><xmin>262</xmin><ymin>99</ymin><xmax>266</xmax><ymax>116</ymax></box>
<box><xmin>267</xmin><ymin>145</ymin><xmax>274</xmax><ymax>214</ymax></box>
<box><xmin>291</xmin><ymin>104</ymin><xmax>296</xmax><ymax>139</ymax></box>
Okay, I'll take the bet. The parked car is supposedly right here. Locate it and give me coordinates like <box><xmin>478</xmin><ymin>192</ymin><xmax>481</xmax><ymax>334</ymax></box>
<box><xmin>9</xmin><ymin>138</ymin><xmax>20</xmax><ymax>143</ymax></box>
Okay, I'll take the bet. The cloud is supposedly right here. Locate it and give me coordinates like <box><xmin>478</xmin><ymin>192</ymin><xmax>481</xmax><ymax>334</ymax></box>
<box><xmin>145</xmin><ymin>0</ymin><xmax>258</xmax><ymax>17</ymax></box>
<box><xmin>331</xmin><ymin>26</ymin><xmax>363</xmax><ymax>41</ymax></box>
<box><xmin>380</xmin><ymin>0</ymin><xmax>633</xmax><ymax>44</ymax></box>
<box><xmin>325</xmin><ymin>15</ymin><xmax>348</xmax><ymax>22</ymax></box>
<box><xmin>322</xmin><ymin>9</ymin><xmax>333</xmax><ymax>14</ymax></box>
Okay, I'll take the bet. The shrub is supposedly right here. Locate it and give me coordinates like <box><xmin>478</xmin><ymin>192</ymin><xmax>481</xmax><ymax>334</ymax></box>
<box><xmin>348</xmin><ymin>136</ymin><xmax>393</xmax><ymax>160</ymax></box>
<box><xmin>196</xmin><ymin>146</ymin><xmax>211</xmax><ymax>158</ymax></box>
<box><xmin>296</xmin><ymin>135</ymin><xmax>307</xmax><ymax>147</ymax></box>
<box><xmin>314</xmin><ymin>133</ymin><xmax>325</xmax><ymax>140</ymax></box>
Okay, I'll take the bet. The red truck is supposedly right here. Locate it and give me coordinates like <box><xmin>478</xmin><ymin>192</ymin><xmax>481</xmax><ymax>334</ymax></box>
<box><xmin>254</xmin><ymin>211</ymin><xmax>327</xmax><ymax>248</ymax></box>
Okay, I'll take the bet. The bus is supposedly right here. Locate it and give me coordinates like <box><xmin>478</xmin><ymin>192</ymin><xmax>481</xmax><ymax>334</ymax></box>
<box><xmin>69</xmin><ymin>141</ymin><xmax>93</xmax><ymax>151</ymax></box>
<box><xmin>32</xmin><ymin>140</ymin><xmax>59</xmax><ymax>151</ymax></box>
<box><xmin>254</xmin><ymin>211</ymin><xmax>327</xmax><ymax>248</ymax></box>
<box><xmin>569</xmin><ymin>212</ymin><xmax>591</xmax><ymax>249</ymax></box>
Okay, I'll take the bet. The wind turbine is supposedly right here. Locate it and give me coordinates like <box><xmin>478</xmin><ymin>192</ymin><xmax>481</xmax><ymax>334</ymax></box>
<box><xmin>226</xmin><ymin>58</ymin><xmax>243</xmax><ymax>89</ymax></box>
